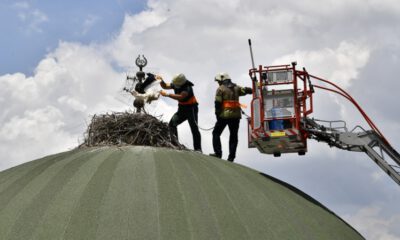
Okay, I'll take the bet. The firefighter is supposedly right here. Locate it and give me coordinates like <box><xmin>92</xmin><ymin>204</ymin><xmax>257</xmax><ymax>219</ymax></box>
<box><xmin>209</xmin><ymin>73</ymin><xmax>252</xmax><ymax>162</ymax></box>
<box><xmin>158</xmin><ymin>74</ymin><xmax>202</xmax><ymax>152</ymax></box>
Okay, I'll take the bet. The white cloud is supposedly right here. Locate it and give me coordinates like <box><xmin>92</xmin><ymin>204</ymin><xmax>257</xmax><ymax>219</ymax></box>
<box><xmin>273</xmin><ymin>42</ymin><xmax>370</xmax><ymax>88</ymax></box>
<box><xmin>271</xmin><ymin>41</ymin><xmax>373</xmax><ymax>129</ymax></box>
<box><xmin>82</xmin><ymin>15</ymin><xmax>99</xmax><ymax>35</ymax></box>
<box><xmin>0</xmin><ymin>41</ymin><xmax>123</xmax><ymax>169</ymax></box>
<box><xmin>13</xmin><ymin>2</ymin><xmax>48</xmax><ymax>33</ymax></box>
<box><xmin>0</xmin><ymin>106</ymin><xmax>64</xmax><ymax>141</ymax></box>
<box><xmin>368</xmin><ymin>0</ymin><xmax>400</xmax><ymax>14</ymax></box>
<box><xmin>0</xmin><ymin>73</ymin><xmax>39</xmax><ymax>101</ymax></box>
<box><xmin>0</xmin><ymin>106</ymin><xmax>76</xmax><ymax>169</ymax></box>
<box><xmin>13</xmin><ymin>1</ymin><xmax>30</xmax><ymax>9</ymax></box>
<box><xmin>58</xmin><ymin>96</ymin><xmax>88</xmax><ymax>112</ymax></box>
<box><xmin>109</xmin><ymin>2</ymin><xmax>170</xmax><ymax>67</ymax></box>
<box><xmin>1</xmin><ymin>0</ymin><xmax>400</xmax><ymax>239</ymax></box>
<box><xmin>344</xmin><ymin>206</ymin><xmax>400</xmax><ymax>240</ymax></box>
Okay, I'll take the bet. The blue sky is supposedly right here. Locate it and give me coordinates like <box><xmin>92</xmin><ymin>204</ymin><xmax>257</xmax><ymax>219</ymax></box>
<box><xmin>0</xmin><ymin>0</ymin><xmax>146</xmax><ymax>75</ymax></box>
<box><xmin>1</xmin><ymin>1</ymin><xmax>400</xmax><ymax>239</ymax></box>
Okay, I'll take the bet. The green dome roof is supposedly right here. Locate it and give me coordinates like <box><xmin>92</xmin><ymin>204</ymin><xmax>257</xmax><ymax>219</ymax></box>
<box><xmin>0</xmin><ymin>146</ymin><xmax>363</xmax><ymax>240</ymax></box>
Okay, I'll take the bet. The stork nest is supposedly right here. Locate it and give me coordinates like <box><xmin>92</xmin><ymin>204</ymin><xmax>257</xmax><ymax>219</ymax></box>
<box><xmin>80</xmin><ymin>112</ymin><xmax>186</xmax><ymax>150</ymax></box>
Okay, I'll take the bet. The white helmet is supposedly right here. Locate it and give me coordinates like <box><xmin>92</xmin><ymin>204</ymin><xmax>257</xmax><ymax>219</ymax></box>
<box><xmin>172</xmin><ymin>73</ymin><xmax>187</xmax><ymax>87</ymax></box>
<box><xmin>215</xmin><ymin>72</ymin><xmax>231</xmax><ymax>82</ymax></box>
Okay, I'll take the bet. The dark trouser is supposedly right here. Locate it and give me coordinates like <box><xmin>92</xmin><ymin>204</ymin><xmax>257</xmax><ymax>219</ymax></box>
<box><xmin>169</xmin><ymin>105</ymin><xmax>202</xmax><ymax>151</ymax></box>
<box><xmin>212</xmin><ymin>118</ymin><xmax>240</xmax><ymax>160</ymax></box>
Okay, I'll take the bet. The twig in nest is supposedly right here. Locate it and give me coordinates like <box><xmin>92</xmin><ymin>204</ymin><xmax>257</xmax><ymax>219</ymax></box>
<box><xmin>80</xmin><ymin>111</ymin><xmax>186</xmax><ymax>150</ymax></box>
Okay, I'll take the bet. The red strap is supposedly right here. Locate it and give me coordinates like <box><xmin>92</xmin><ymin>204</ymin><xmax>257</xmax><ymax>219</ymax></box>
<box><xmin>179</xmin><ymin>96</ymin><xmax>198</xmax><ymax>105</ymax></box>
<box><xmin>222</xmin><ymin>100</ymin><xmax>241</xmax><ymax>109</ymax></box>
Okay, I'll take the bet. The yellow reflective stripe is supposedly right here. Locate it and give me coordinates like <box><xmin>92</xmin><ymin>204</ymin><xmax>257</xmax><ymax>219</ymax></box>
<box><xmin>271</xmin><ymin>131</ymin><xmax>286</xmax><ymax>137</ymax></box>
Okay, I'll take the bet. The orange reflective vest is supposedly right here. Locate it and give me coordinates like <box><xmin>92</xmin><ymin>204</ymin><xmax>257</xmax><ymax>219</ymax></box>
<box><xmin>222</xmin><ymin>100</ymin><xmax>241</xmax><ymax>109</ymax></box>
<box><xmin>179</xmin><ymin>95</ymin><xmax>198</xmax><ymax>105</ymax></box>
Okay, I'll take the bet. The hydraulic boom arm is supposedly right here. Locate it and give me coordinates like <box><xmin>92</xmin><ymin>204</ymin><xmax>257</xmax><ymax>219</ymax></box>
<box><xmin>304</xmin><ymin>118</ymin><xmax>400</xmax><ymax>186</ymax></box>
<box><xmin>244</xmin><ymin>49</ymin><xmax>400</xmax><ymax>186</ymax></box>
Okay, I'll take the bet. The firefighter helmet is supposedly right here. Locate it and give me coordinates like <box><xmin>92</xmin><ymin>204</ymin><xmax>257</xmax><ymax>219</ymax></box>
<box><xmin>215</xmin><ymin>72</ymin><xmax>231</xmax><ymax>82</ymax></box>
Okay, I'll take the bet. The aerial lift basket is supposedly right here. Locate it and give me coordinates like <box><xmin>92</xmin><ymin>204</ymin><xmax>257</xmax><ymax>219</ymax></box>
<box><xmin>246</xmin><ymin>40</ymin><xmax>400</xmax><ymax>186</ymax></box>
<box><xmin>248</xmin><ymin>62</ymin><xmax>314</xmax><ymax>157</ymax></box>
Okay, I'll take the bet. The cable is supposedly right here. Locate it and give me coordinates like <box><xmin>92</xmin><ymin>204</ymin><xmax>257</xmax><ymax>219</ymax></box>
<box><xmin>311</xmin><ymin>76</ymin><xmax>379</xmax><ymax>134</ymax></box>
<box><xmin>309</xmin><ymin>74</ymin><xmax>390</xmax><ymax>145</ymax></box>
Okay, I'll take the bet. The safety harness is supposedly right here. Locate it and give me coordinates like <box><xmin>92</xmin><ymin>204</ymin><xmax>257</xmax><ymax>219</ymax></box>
<box><xmin>179</xmin><ymin>95</ymin><xmax>198</xmax><ymax>106</ymax></box>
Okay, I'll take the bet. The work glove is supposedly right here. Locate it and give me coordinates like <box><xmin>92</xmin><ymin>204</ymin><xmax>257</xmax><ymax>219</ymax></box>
<box><xmin>156</xmin><ymin>75</ymin><xmax>164</xmax><ymax>83</ymax></box>
<box><xmin>244</xmin><ymin>87</ymin><xmax>253</xmax><ymax>94</ymax></box>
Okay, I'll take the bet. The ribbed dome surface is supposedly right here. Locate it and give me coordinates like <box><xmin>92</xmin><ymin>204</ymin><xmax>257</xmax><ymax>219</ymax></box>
<box><xmin>0</xmin><ymin>146</ymin><xmax>363</xmax><ymax>240</ymax></box>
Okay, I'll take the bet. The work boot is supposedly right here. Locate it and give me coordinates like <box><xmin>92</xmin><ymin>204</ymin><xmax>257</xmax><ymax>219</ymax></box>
<box><xmin>227</xmin><ymin>154</ymin><xmax>235</xmax><ymax>162</ymax></box>
<box><xmin>209</xmin><ymin>153</ymin><xmax>221</xmax><ymax>158</ymax></box>
<box><xmin>194</xmin><ymin>149</ymin><xmax>202</xmax><ymax>153</ymax></box>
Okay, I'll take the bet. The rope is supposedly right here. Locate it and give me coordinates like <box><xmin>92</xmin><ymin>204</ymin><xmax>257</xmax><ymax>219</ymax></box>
<box><xmin>192</xmin><ymin>107</ymin><xmax>215</xmax><ymax>131</ymax></box>
<box><xmin>241</xmin><ymin>110</ymin><xmax>251</xmax><ymax>118</ymax></box>
<box><xmin>198</xmin><ymin>124</ymin><xmax>215</xmax><ymax>131</ymax></box>
<box><xmin>191</xmin><ymin>107</ymin><xmax>250</xmax><ymax>132</ymax></box>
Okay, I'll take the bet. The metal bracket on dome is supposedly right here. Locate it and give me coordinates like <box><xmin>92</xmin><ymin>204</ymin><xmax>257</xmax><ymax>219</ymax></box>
<box><xmin>135</xmin><ymin>55</ymin><xmax>147</xmax><ymax>71</ymax></box>
<box><xmin>123</xmin><ymin>54</ymin><xmax>158</xmax><ymax>113</ymax></box>
<box><xmin>124</xmin><ymin>55</ymin><xmax>149</xmax><ymax>113</ymax></box>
